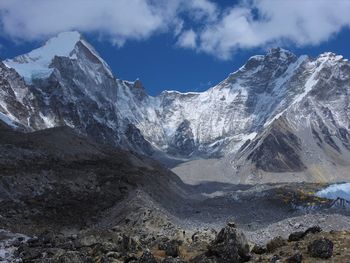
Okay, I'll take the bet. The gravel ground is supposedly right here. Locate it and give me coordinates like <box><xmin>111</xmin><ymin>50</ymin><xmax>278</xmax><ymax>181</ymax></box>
<box><xmin>245</xmin><ymin>213</ymin><xmax>350</xmax><ymax>245</ymax></box>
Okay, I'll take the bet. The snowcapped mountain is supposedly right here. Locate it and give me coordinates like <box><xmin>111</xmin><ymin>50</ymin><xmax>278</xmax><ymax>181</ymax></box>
<box><xmin>1</xmin><ymin>31</ymin><xmax>350</xmax><ymax>183</ymax></box>
<box><xmin>226</xmin><ymin>52</ymin><xmax>350</xmax><ymax>183</ymax></box>
<box><xmin>2</xmin><ymin>31</ymin><xmax>154</xmax><ymax>154</ymax></box>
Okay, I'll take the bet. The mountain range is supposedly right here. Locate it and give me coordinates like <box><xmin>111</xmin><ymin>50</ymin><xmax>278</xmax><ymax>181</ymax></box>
<box><xmin>1</xmin><ymin>31</ymin><xmax>350</xmax><ymax>184</ymax></box>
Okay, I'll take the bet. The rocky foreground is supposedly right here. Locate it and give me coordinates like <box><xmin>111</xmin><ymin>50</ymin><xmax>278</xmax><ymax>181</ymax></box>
<box><xmin>2</xmin><ymin>222</ymin><xmax>350</xmax><ymax>262</ymax></box>
<box><xmin>1</xmin><ymin>124</ymin><xmax>350</xmax><ymax>262</ymax></box>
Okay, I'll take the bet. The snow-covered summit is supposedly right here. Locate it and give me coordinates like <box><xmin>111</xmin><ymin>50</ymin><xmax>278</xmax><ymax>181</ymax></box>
<box><xmin>4</xmin><ymin>32</ymin><xmax>82</xmax><ymax>83</ymax></box>
<box><xmin>4</xmin><ymin>31</ymin><xmax>113</xmax><ymax>83</ymax></box>
<box><xmin>1</xmin><ymin>32</ymin><xmax>350</xmax><ymax>183</ymax></box>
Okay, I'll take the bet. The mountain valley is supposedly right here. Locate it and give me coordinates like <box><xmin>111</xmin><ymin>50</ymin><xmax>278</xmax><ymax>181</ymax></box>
<box><xmin>0</xmin><ymin>31</ymin><xmax>350</xmax><ymax>262</ymax></box>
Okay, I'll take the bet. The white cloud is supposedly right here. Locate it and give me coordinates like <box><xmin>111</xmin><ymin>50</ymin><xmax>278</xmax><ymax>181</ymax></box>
<box><xmin>177</xmin><ymin>29</ymin><xmax>197</xmax><ymax>49</ymax></box>
<box><xmin>0</xmin><ymin>0</ymin><xmax>180</xmax><ymax>43</ymax></box>
<box><xmin>183</xmin><ymin>0</ymin><xmax>218</xmax><ymax>21</ymax></box>
<box><xmin>0</xmin><ymin>0</ymin><xmax>350</xmax><ymax>59</ymax></box>
<box><xmin>197</xmin><ymin>0</ymin><xmax>350</xmax><ymax>59</ymax></box>
<box><xmin>0</xmin><ymin>0</ymin><xmax>215</xmax><ymax>45</ymax></box>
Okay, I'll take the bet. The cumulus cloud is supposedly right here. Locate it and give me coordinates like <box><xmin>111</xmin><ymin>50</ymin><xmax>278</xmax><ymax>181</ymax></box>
<box><xmin>0</xmin><ymin>0</ymin><xmax>173</xmax><ymax>45</ymax></box>
<box><xmin>176</xmin><ymin>29</ymin><xmax>197</xmax><ymax>49</ymax></box>
<box><xmin>197</xmin><ymin>0</ymin><xmax>350</xmax><ymax>59</ymax></box>
<box><xmin>0</xmin><ymin>0</ymin><xmax>215</xmax><ymax>44</ymax></box>
<box><xmin>0</xmin><ymin>0</ymin><xmax>350</xmax><ymax>59</ymax></box>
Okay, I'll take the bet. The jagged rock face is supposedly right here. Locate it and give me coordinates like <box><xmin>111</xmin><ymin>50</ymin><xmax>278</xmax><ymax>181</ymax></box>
<box><xmin>168</xmin><ymin>120</ymin><xmax>195</xmax><ymax>156</ymax></box>
<box><xmin>0</xmin><ymin>62</ymin><xmax>44</xmax><ymax>130</ymax></box>
<box><xmin>228</xmin><ymin>52</ymin><xmax>350</xmax><ymax>182</ymax></box>
<box><xmin>125</xmin><ymin>123</ymin><xmax>154</xmax><ymax>156</ymax></box>
<box><xmin>30</xmin><ymin>44</ymin><xmax>125</xmax><ymax>146</ymax></box>
<box><xmin>1</xmin><ymin>32</ymin><xmax>155</xmax><ymax>154</ymax></box>
<box><xmin>246</xmin><ymin>118</ymin><xmax>306</xmax><ymax>173</ymax></box>
<box><xmin>2</xmin><ymin>32</ymin><xmax>350</xmax><ymax>182</ymax></box>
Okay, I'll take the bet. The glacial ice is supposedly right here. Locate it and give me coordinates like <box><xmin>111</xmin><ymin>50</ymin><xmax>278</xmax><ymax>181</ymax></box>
<box><xmin>316</xmin><ymin>183</ymin><xmax>350</xmax><ymax>201</ymax></box>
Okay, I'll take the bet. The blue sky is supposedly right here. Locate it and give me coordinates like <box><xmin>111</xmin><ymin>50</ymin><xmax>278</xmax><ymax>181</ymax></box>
<box><xmin>1</xmin><ymin>0</ymin><xmax>350</xmax><ymax>96</ymax></box>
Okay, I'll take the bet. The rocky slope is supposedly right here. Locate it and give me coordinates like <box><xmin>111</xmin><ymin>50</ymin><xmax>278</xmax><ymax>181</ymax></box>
<box><xmin>2</xmin><ymin>31</ymin><xmax>350</xmax><ymax>183</ymax></box>
<box><xmin>1</xmin><ymin>119</ymin><xmax>350</xmax><ymax>262</ymax></box>
<box><xmin>0</xmin><ymin>121</ymin><xmax>190</xmax><ymax>233</ymax></box>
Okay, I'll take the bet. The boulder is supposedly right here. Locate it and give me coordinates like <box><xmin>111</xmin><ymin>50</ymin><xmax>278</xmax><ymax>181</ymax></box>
<box><xmin>304</xmin><ymin>226</ymin><xmax>322</xmax><ymax>235</ymax></box>
<box><xmin>165</xmin><ymin>240</ymin><xmax>180</xmax><ymax>257</ymax></box>
<box><xmin>308</xmin><ymin>238</ymin><xmax>333</xmax><ymax>259</ymax></box>
<box><xmin>286</xmin><ymin>252</ymin><xmax>302</xmax><ymax>263</ymax></box>
<box><xmin>251</xmin><ymin>244</ymin><xmax>266</xmax><ymax>255</ymax></box>
<box><xmin>288</xmin><ymin>231</ymin><xmax>306</xmax><ymax>242</ymax></box>
<box><xmin>269</xmin><ymin>254</ymin><xmax>281</xmax><ymax>263</ymax></box>
<box><xmin>266</xmin><ymin>236</ymin><xmax>286</xmax><ymax>253</ymax></box>
<box><xmin>288</xmin><ymin>226</ymin><xmax>322</xmax><ymax>242</ymax></box>
<box><xmin>191</xmin><ymin>228</ymin><xmax>216</xmax><ymax>243</ymax></box>
<box><xmin>206</xmin><ymin>223</ymin><xmax>250</xmax><ymax>263</ymax></box>
<box><xmin>158</xmin><ymin>239</ymin><xmax>182</xmax><ymax>258</ymax></box>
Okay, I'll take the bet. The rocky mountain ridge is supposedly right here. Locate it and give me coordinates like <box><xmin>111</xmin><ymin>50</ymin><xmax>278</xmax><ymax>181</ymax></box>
<box><xmin>2</xmin><ymin>31</ymin><xmax>350</xmax><ymax>183</ymax></box>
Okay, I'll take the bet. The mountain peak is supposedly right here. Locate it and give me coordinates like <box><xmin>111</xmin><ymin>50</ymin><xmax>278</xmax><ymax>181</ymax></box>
<box><xmin>267</xmin><ymin>47</ymin><xmax>292</xmax><ymax>54</ymax></box>
<box><xmin>236</xmin><ymin>47</ymin><xmax>296</xmax><ymax>75</ymax></box>
<box><xmin>317</xmin><ymin>51</ymin><xmax>344</xmax><ymax>62</ymax></box>
<box><xmin>4</xmin><ymin>31</ymin><xmax>83</xmax><ymax>83</ymax></box>
<box><xmin>266</xmin><ymin>47</ymin><xmax>296</xmax><ymax>60</ymax></box>
<box><xmin>45</xmin><ymin>31</ymin><xmax>82</xmax><ymax>53</ymax></box>
<box><xmin>3</xmin><ymin>31</ymin><xmax>116</xmax><ymax>83</ymax></box>
<box><xmin>12</xmin><ymin>30</ymin><xmax>82</xmax><ymax>63</ymax></box>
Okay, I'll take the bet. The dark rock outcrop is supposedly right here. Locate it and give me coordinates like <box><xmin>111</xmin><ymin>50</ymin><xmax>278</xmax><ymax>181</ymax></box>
<box><xmin>288</xmin><ymin>226</ymin><xmax>322</xmax><ymax>242</ymax></box>
<box><xmin>288</xmin><ymin>231</ymin><xmax>306</xmax><ymax>242</ymax></box>
<box><xmin>308</xmin><ymin>238</ymin><xmax>333</xmax><ymax>259</ymax></box>
<box><xmin>168</xmin><ymin>120</ymin><xmax>195</xmax><ymax>157</ymax></box>
<box><xmin>286</xmin><ymin>252</ymin><xmax>303</xmax><ymax>263</ymax></box>
<box><xmin>251</xmin><ymin>244</ymin><xmax>266</xmax><ymax>255</ymax></box>
<box><xmin>193</xmin><ymin>223</ymin><xmax>250</xmax><ymax>263</ymax></box>
<box><xmin>304</xmin><ymin>226</ymin><xmax>322</xmax><ymax>235</ymax></box>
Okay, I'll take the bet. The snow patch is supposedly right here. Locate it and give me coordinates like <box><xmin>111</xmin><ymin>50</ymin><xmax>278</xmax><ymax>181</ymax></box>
<box><xmin>39</xmin><ymin>112</ymin><xmax>55</xmax><ymax>128</ymax></box>
<box><xmin>0</xmin><ymin>229</ymin><xmax>29</xmax><ymax>262</ymax></box>
<box><xmin>0</xmin><ymin>112</ymin><xmax>17</xmax><ymax>128</ymax></box>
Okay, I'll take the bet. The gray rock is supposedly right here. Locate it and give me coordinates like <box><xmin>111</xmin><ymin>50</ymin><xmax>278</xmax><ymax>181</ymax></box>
<box><xmin>165</xmin><ymin>240</ymin><xmax>181</xmax><ymax>258</ymax></box>
<box><xmin>308</xmin><ymin>238</ymin><xmax>333</xmax><ymax>259</ymax></box>
<box><xmin>266</xmin><ymin>236</ymin><xmax>286</xmax><ymax>253</ymax></box>
<box><xmin>286</xmin><ymin>252</ymin><xmax>302</xmax><ymax>263</ymax></box>
<box><xmin>138</xmin><ymin>250</ymin><xmax>157</xmax><ymax>263</ymax></box>
<box><xmin>304</xmin><ymin>226</ymin><xmax>322</xmax><ymax>235</ymax></box>
<box><xmin>288</xmin><ymin>231</ymin><xmax>306</xmax><ymax>242</ymax></box>
<box><xmin>251</xmin><ymin>244</ymin><xmax>266</xmax><ymax>255</ymax></box>
<box><xmin>269</xmin><ymin>254</ymin><xmax>281</xmax><ymax>263</ymax></box>
<box><xmin>206</xmin><ymin>223</ymin><xmax>250</xmax><ymax>263</ymax></box>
